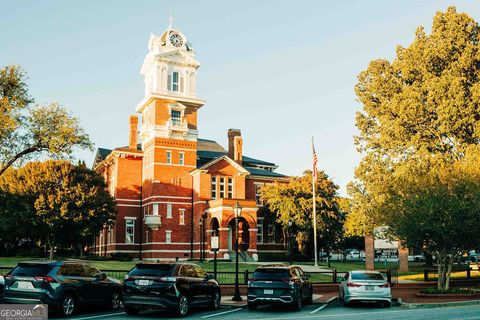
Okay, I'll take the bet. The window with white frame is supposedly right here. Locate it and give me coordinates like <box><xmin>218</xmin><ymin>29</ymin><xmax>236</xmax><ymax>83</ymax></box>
<box><xmin>257</xmin><ymin>218</ymin><xmax>264</xmax><ymax>244</ymax></box>
<box><xmin>179</xmin><ymin>209</ymin><xmax>185</xmax><ymax>225</ymax></box>
<box><xmin>211</xmin><ymin>176</ymin><xmax>217</xmax><ymax>199</ymax></box>
<box><xmin>153</xmin><ymin>203</ymin><xmax>159</xmax><ymax>215</ymax></box>
<box><xmin>227</xmin><ymin>177</ymin><xmax>233</xmax><ymax>199</ymax></box>
<box><xmin>172</xmin><ymin>72</ymin><xmax>179</xmax><ymax>91</ymax></box>
<box><xmin>219</xmin><ymin>177</ymin><xmax>225</xmax><ymax>198</ymax></box>
<box><xmin>125</xmin><ymin>219</ymin><xmax>135</xmax><ymax>244</ymax></box>
<box><xmin>179</xmin><ymin>152</ymin><xmax>184</xmax><ymax>165</ymax></box>
<box><xmin>166</xmin><ymin>151</ymin><xmax>172</xmax><ymax>164</ymax></box>
<box><xmin>170</xmin><ymin>109</ymin><xmax>182</xmax><ymax>126</ymax></box>
<box><xmin>167</xmin><ymin>203</ymin><xmax>172</xmax><ymax>219</ymax></box>
<box><xmin>166</xmin><ymin>230</ymin><xmax>172</xmax><ymax>244</ymax></box>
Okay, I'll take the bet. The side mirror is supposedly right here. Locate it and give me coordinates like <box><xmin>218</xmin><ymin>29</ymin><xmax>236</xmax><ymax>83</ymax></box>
<box><xmin>207</xmin><ymin>274</ymin><xmax>215</xmax><ymax>280</ymax></box>
<box><xmin>97</xmin><ymin>272</ymin><xmax>107</xmax><ymax>280</ymax></box>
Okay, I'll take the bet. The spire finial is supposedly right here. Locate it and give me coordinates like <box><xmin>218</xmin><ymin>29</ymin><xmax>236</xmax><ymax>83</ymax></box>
<box><xmin>168</xmin><ymin>9</ymin><xmax>174</xmax><ymax>29</ymax></box>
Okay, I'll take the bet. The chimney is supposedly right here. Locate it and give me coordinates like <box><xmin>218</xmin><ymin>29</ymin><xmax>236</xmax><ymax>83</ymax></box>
<box><xmin>129</xmin><ymin>115</ymin><xmax>139</xmax><ymax>150</ymax></box>
<box><xmin>228</xmin><ymin>129</ymin><xmax>241</xmax><ymax>159</ymax></box>
<box><xmin>234</xmin><ymin>135</ymin><xmax>243</xmax><ymax>165</ymax></box>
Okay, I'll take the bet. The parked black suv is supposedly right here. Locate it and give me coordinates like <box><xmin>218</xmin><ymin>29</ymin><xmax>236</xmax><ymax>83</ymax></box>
<box><xmin>123</xmin><ymin>262</ymin><xmax>221</xmax><ymax>317</ymax></box>
<box><xmin>247</xmin><ymin>265</ymin><xmax>313</xmax><ymax>311</ymax></box>
<box><xmin>3</xmin><ymin>261</ymin><xmax>122</xmax><ymax>317</ymax></box>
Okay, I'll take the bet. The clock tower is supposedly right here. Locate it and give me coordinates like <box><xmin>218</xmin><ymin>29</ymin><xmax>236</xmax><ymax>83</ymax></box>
<box><xmin>135</xmin><ymin>22</ymin><xmax>205</xmax><ymax>234</ymax></box>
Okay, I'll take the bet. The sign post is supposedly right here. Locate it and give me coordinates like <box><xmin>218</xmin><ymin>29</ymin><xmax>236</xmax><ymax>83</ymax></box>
<box><xmin>211</xmin><ymin>236</ymin><xmax>219</xmax><ymax>280</ymax></box>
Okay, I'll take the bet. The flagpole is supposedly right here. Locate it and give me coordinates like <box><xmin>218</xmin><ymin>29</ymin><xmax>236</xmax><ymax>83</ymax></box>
<box><xmin>312</xmin><ymin>137</ymin><xmax>318</xmax><ymax>267</ymax></box>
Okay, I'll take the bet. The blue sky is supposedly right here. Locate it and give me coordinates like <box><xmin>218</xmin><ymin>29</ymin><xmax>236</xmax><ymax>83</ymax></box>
<box><xmin>1</xmin><ymin>1</ymin><xmax>479</xmax><ymax>195</ymax></box>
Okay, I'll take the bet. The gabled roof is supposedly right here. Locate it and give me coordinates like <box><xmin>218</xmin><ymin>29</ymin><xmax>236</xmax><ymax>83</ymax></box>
<box><xmin>193</xmin><ymin>155</ymin><xmax>250</xmax><ymax>175</ymax></box>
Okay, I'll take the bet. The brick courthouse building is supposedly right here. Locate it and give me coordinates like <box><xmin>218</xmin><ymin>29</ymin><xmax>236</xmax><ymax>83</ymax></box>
<box><xmin>93</xmin><ymin>24</ymin><xmax>288</xmax><ymax>261</ymax></box>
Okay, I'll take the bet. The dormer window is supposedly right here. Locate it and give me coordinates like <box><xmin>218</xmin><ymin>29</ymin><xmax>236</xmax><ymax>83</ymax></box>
<box><xmin>168</xmin><ymin>71</ymin><xmax>184</xmax><ymax>93</ymax></box>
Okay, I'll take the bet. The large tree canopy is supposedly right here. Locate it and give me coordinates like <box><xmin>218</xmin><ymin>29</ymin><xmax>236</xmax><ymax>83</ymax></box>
<box><xmin>260</xmin><ymin>170</ymin><xmax>344</xmax><ymax>255</ymax></box>
<box><xmin>350</xmin><ymin>7</ymin><xmax>480</xmax><ymax>290</ymax></box>
<box><xmin>0</xmin><ymin>160</ymin><xmax>116</xmax><ymax>259</ymax></box>
<box><xmin>0</xmin><ymin>65</ymin><xmax>92</xmax><ymax>176</ymax></box>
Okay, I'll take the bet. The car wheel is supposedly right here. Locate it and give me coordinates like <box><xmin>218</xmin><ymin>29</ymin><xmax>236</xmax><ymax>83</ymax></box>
<box><xmin>209</xmin><ymin>290</ymin><xmax>221</xmax><ymax>310</ymax></box>
<box><xmin>124</xmin><ymin>305</ymin><xmax>139</xmax><ymax>316</ymax></box>
<box><xmin>176</xmin><ymin>294</ymin><xmax>189</xmax><ymax>317</ymax></box>
<box><xmin>110</xmin><ymin>290</ymin><xmax>121</xmax><ymax>310</ymax></box>
<box><xmin>292</xmin><ymin>291</ymin><xmax>302</xmax><ymax>311</ymax></box>
<box><xmin>59</xmin><ymin>293</ymin><xmax>76</xmax><ymax>318</ymax></box>
<box><xmin>248</xmin><ymin>302</ymin><xmax>257</xmax><ymax>310</ymax></box>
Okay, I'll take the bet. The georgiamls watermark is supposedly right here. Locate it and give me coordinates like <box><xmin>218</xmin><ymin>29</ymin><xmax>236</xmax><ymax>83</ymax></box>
<box><xmin>0</xmin><ymin>304</ymin><xmax>48</xmax><ymax>320</ymax></box>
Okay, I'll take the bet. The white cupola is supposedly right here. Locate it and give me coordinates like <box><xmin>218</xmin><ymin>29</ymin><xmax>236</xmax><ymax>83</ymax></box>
<box><xmin>139</xmin><ymin>23</ymin><xmax>201</xmax><ymax>103</ymax></box>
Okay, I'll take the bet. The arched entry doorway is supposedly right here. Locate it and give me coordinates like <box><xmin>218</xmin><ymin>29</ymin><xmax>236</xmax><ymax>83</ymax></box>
<box><xmin>228</xmin><ymin>218</ymin><xmax>250</xmax><ymax>252</ymax></box>
<box><xmin>210</xmin><ymin>217</ymin><xmax>220</xmax><ymax>237</ymax></box>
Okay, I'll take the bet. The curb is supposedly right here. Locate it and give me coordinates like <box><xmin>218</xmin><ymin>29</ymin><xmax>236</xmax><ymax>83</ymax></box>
<box><xmin>399</xmin><ymin>299</ymin><xmax>480</xmax><ymax>308</ymax></box>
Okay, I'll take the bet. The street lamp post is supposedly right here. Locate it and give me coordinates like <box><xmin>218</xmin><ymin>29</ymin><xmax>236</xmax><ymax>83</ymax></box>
<box><xmin>288</xmin><ymin>219</ymin><xmax>294</xmax><ymax>265</ymax></box>
<box><xmin>199</xmin><ymin>218</ymin><xmax>203</xmax><ymax>262</ymax></box>
<box><xmin>232</xmin><ymin>201</ymin><xmax>243</xmax><ymax>301</ymax></box>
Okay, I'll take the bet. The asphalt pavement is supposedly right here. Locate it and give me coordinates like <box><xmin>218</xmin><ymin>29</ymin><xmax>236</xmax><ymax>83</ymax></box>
<box><xmin>52</xmin><ymin>301</ymin><xmax>480</xmax><ymax>320</ymax></box>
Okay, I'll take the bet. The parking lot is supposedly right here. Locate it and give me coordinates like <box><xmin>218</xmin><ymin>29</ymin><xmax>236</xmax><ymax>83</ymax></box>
<box><xmin>52</xmin><ymin>301</ymin><xmax>480</xmax><ymax>320</ymax></box>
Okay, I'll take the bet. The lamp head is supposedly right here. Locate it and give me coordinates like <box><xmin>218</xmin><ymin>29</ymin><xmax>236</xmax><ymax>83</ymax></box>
<box><xmin>234</xmin><ymin>201</ymin><xmax>242</xmax><ymax>219</ymax></box>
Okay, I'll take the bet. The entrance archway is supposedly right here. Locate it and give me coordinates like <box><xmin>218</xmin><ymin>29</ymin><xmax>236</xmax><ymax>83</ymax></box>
<box><xmin>227</xmin><ymin>218</ymin><xmax>250</xmax><ymax>252</ymax></box>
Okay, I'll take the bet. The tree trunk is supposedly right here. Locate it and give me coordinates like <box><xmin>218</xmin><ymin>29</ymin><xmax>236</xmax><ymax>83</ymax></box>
<box><xmin>445</xmin><ymin>256</ymin><xmax>454</xmax><ymax>290</ymax></box>
<box><xmin>437</xmin><ymin>257</ymin><xmax>444</xmax><ymax>290</ymax></box>
<box><xmin>46</xmin><ymin>237</ymin><xmax>55</xmax><ymax>260</ymax></box>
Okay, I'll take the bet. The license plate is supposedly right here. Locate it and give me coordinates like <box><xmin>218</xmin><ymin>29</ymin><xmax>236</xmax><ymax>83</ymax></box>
<box><xmin>264</xmin><ymin>289</ymin><xmax>274</xmax><ymax>294</ymax></box>
<box><xmin>365</xmin><ymin>285</ymin><xmax>374</xmax><ymax>290</ymax></box>
<box><xmin>137</xmin><ymin>280</ymin><xmax>150</xmax><ymax>286</ymax></box>
<box><xmin>16</xmin><ymin>281</ymin><xmax>34</xmax><ymax>289</ymax></box>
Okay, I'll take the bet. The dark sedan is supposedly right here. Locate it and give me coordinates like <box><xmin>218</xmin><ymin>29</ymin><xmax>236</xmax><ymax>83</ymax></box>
<box><xmin>3</xmin><ymin>261</ymin><xmax>122</xmax><ymax>317</ymax></box>
<box><xmin>122</xmin><ymin>262</ymin><xmax>221</xmax><ymax>317</ymax></box>
<box><xmin>247</xmin><ymin>265</ymin><xmax>313</xmax><ymax>311</ymax></box>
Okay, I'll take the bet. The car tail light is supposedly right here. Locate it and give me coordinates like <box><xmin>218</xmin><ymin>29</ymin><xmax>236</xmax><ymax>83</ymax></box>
<box><xmin>34</xmin><ymin>276</ymin><xmax>56</xmax><ymax>283</ymax></box>
<box><xmin>379</xmin><ymin>283</ymin><xmax>390</xmax><ymax>288</ymax></box>
<box><xmin>247</xmin><ymin>278</ymin><xmax>257</xmax><ymax>285</ymax></box>
<box><xmin>124</xmin><ymin>275</ymin><xmax>133</xmax><ymax>281</ymax></box>
<box><xmin>347</xmin><ymin>282</ymin><xmax>362</xmax><ymax>287</ymax></box>
<box><xmin>4</xmin><ymin>275</ymin><xmax>13</xmax><ymax>281</ymax></box>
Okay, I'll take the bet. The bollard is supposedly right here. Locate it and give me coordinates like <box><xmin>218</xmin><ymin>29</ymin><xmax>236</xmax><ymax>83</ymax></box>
<box><xmin>424</xmin><ymin>268</ymin><xmax>429</xmax><ymax>281</ymax></box>
<box><xmin>333</xmin><ymin>269</ymin><xmax>337</xmax><ymax>283</ymax></box>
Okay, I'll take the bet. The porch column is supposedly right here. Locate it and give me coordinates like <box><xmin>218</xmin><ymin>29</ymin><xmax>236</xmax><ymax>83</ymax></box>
<box><xmin>365</xmin><ymin>235</ymin><xmax>375</xmax><ymax>270</ymax></box>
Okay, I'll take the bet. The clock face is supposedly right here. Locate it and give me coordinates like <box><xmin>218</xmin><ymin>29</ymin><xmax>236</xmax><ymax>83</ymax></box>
<box><xmin>169</xmin><ymin>33</ymin><xmax>184</xmax><ymax>47</ymax></box>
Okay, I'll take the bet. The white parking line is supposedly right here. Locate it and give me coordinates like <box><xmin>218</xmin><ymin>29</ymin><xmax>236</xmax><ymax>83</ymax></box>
<box><xmin>201</xmin><ymin>307</ymin><xmax>243</xmax><ymax>319</ymax></box>
<box><xmin>310</xmin><ymin>304</ymin><xmax>328</xmax><ymax>314</ymax></box>
<box><xmin>72</xmin><ymin>312</ymin><xmax>125</xmax><ymax>320</ymax></box>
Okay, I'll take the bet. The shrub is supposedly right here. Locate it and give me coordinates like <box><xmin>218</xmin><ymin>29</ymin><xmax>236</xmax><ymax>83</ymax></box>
<box><xmin>109</xmin><ymin>252</ymin><xmax>133</xmax><ymax>261</ymax></box>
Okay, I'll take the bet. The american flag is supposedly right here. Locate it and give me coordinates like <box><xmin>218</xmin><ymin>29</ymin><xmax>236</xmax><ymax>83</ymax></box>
<box><xmin>312</xmin><ymin>139</ymin><xmax>318</xmax><ymax>181</ymax></box>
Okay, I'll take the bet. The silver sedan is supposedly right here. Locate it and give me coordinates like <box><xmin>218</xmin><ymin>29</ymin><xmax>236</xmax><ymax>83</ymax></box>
<box><xmin>338</xmin><ymin>270</ymin><xmax>392</xmax><ymax>307</ymax></box>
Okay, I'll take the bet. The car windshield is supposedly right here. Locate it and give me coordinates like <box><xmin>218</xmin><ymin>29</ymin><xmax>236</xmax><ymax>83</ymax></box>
<box><xmin>253</xmin><ymin>268</ymin><xmax>289</xmax><ymax>280</ymax></box>
<box><xmin>128</xmin><ymin>264</ymin><xmax>173</xmax><ymax>277</ymax></box>
<box><xmin>351</xmin><ymin>272</ymin><xmax>385</xmax><ymax>281</ymax></box>
<box><xmin>10</xmin><ymin>264</ymin><xmax>54</xmax><ymax>277</ymax></box>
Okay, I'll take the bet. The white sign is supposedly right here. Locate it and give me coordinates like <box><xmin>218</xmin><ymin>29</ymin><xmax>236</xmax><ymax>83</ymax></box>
<box><xmin>211</xmin><ymin>236</ymin><xmax>219</xmax><ymax>250</ymax></box>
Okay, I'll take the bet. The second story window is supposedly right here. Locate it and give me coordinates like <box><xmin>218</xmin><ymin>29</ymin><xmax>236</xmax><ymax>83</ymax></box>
<box><xmin>179</xmin><ymin>152</ymin><xmax>184</xmax><ymax>165</ymax></box>
<box><xmin>227</xmin><ymin>177</ymin><xmax>233</xmax><ymax>198</ymax></box>
<box><xmin>179</xmin><ymin>209</ymin><xmax>185</xmax><ymax>225</ymax></box>
<box><xmin>211</xmin><ymin>176</ymin><xmax>217</xmax><ymax>199</ymax></box>
<box><xmin>255</xmin><ymin>183</ymin><xmax>264</xmax><ymax>206</ymax></box>
<box><xmin>167</xmin><ymin>203</ymin><xmax>172</xmax><ymax>219</ymax></box>
<box><xmin>166</xmin><ymin>151</ymin><xmax>172</xmax><ymax>164</ymax></box>
<box><xmin>219</xmin><ymin>177</ymin><xmax>225</xmax><ymax>198</ymax></box>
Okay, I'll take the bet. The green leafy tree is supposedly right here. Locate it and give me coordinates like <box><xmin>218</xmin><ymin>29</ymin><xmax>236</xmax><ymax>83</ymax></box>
<box><xmin>0</xmin><ymin>160</ymin><xmax>116</xmax><ymax>259</ymax></box>
<box><xmin>260</xmin><ymin>170</ymin><xmax>343</xmax><ymax>256</ymax></box>
<box><xmin>0</xmin><ymin>65</ymin><xmax>92</xmax><ymax>176</ymax></box>
<box><xmin>350</xmin><ymin>7</ymin><xmax>480</xmax><ymax>289</ymax></box>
